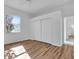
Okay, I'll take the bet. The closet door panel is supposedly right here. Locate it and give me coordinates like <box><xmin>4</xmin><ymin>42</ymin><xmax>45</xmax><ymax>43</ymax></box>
<box><xmin>31</xmin><ymin>20</ymin><xmax>41</xmax><ymax>41</ymax></box>
<box><xmin>41</xmin><ymin>19</ymin><xmax>52</xmax><ymax>43</ymax></box>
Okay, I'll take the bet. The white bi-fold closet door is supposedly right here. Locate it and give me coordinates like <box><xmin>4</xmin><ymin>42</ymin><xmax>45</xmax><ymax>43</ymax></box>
<box><xmin>31</xmin><ymin>11</ymin><xmax>63</xmax><ymax>46</ymax></box>
<box><xmin>31</xmin><ymin>20</ymin><xmax>41</xmax><ymax>41</ymax></box>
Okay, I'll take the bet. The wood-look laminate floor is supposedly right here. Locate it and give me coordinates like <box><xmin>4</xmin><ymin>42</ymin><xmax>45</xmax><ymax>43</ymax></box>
<box><xmin>4</xmin><ymin>40</ymin><xmax>74</xmax><ymax>59</ymax></box>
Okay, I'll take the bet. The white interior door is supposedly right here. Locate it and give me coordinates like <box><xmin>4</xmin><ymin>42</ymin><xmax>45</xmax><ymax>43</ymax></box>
<box><xmin>41</xmin><ymin>18</ymin><xmax>52</xmax><ymax>43</ymax></box>
<box><xmin>31</xmin><ymin>20</ymin><xmax>41</xmax><ymax>41</ymax></box>
<box><xmin>41</xmin><ymin>13</ymin><xmax>63</xmax><ymax>46</ymax></box>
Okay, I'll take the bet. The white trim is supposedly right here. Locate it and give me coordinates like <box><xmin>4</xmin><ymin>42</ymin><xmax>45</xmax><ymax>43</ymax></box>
<box><xmin>4</xmin><ymin>38</ymin><xmax>32</xmax><ymax>44</ymax></box>
<box><xmin>64</xmin><ymin>41</ymin><xmax>74</xmax><ymax>46</ymax></box>
<box><xmin>64</xmin><ymin>17</ymin><xmax>67</xmax><ymax>42</ymax></box>
<box><xmin>31</xmin><ymin>11</ymin><xmax>61</xmax><ymax>21</ymax></box>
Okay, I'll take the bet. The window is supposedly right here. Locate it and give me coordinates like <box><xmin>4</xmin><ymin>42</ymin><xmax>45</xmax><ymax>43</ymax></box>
<box><xmin>5</xmin><ymin>15</ymin><xmax>21</xmax><ymax>33</ymax></box>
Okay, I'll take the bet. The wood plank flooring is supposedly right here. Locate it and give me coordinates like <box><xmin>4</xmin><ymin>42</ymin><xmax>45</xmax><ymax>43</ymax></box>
<box><xmin>4</xmin><ymin>40</ymin><xmax>74</xmax><ymax>59</ymax></box>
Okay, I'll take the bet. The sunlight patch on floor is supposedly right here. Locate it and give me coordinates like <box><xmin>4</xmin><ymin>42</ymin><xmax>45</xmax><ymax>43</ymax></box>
<box><xmin>5</xmin><ymin>45</ymin><xmax>31</xmax><ymax>59</ymax></box>
<box><xmin>10</xmin><ymin>45</ymin><xmax>26</xmax><ymax>55</ymax></box>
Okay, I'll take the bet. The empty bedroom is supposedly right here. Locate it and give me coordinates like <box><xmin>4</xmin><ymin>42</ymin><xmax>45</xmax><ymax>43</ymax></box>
<box><xmin>4</xmin><ymin>0</ymin><xmax>74</xmax><ymax>59</ymax></box>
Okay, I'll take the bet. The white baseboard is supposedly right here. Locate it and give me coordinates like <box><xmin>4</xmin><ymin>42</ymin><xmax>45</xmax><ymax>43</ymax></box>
<box><xmin>4</xmin><ymin>38</ymin><xmax>32</xmax><ymax>45</ymax></box>
<box><xmin>64</xmin><ymin>41</ymin><xmax>74</xmax><ymax>46</ymax></box>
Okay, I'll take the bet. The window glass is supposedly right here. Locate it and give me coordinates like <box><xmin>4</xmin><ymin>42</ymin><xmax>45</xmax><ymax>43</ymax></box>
<box><xmin>5</xmin><ymin>16</ymin><xmax>21</xmax><ymax>33</ymax></box>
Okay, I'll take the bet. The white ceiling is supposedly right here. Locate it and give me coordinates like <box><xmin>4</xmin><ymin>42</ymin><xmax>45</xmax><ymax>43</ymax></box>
<box><xmin>4</xmin><ymin>0</ymin><xmax>74</xmax><ymax>16</ymax></box>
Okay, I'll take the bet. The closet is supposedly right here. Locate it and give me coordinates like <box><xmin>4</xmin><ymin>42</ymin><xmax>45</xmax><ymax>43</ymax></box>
<box><xmin>31</xmin><ymin>11</ymin><xmax>63</xmax><ymax>46</ymax></box>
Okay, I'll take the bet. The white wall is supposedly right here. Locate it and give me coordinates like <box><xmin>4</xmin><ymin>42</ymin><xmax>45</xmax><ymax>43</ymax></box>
<box><xmin>4</xmin><ymin>5</ymin><xmax>32</xmax><ymax>44</ymax></box>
